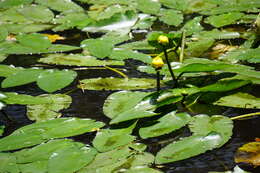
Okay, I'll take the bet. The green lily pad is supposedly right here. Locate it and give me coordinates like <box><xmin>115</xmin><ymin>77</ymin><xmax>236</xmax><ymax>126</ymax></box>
<box><xmin>81</xmin><ymin>38</ymin><xmax>114</xmax><ymax>58</ymax></box>
<box><xmin>78</xmin><ymin>77</ymin><xmax>157</xmax><ymax>90</ymax></box>
<box><xmin>36</xmin><ymin>69</ymin><xmax>77</xmax><ymax>93</ymax></box>
<box><xmin>189</xmin><ymin>115</ymin><xmax>233</xmax><ymax>146</ymax></box>
<box><xmin>137</xmin><ymin>0</ymin><xmax>161</xmax><ymax>15</ymax></box>
<box><xmin>16</xmin><ymin>33</ymin><xmax>52</xmax><ymax>50</ymax></box>
<box><xmin>109</xmin><ymin>49</ymin><xmax>152</xmax><ymax>63</ymax></box>
<box><xmin>103</xmin><ymin>91</ymin><xmax>151</xmax><ymax>119</ymax></box>
<box><xmin>1</xmin><ymin>92</ymin><xmax>51</xmax><ymax>105</ymax></box>
<box><xmin>214</xmin><ymin>92</ymin><xmax>260</xmax><ymax>109</ymax></box>
<box><xmin>159</xmin><ymin>9</ymin><xmax>183</xmax><ymax>27</ymax></box>
<box><xmin>1</xmin><ymin>69</ymin><xmax>44</xmax><ymax>88</ymax></box>
<box><xmin>182</xmin><ymin>16</ymin><xmax>204</xmax><ymax>36</ymax></box>
<box><xmin>1</xmin><ymin>23</ymin><xmax>53</xmax><ymax>34</ymax></box>
<box><xmin>155</xmin><ymin>133</ymin><xmax>223</xmax><ymax>164</ymax></box>
<box><xmin>93</xmin><ymin>123</ymin><xmax>136</xmax><ymax>152</ymax></box>
<box><xmin>139</xmin><ymin>112</ymin><xmax>191</xmax><ymax>139</ymax></box>
<box><xmin>186</xmin><ymin>38</ymin><xmax>215</xmax><ymax>57</ymax></box>
<box><xmin>200</xmin><ymin>80</ymin><xmax>250</xmax><ymax>92</ymax></box>
<box><xmin>193</xmin><ymin>29</ymin><xmax>240</xmax><ymax>40</ymax></box>
<box><xmin>16</xmin><ymin>5</ymin><xmax>54</xmax><ymax>23</ymax></box>
<box><xmin>0</xmin><ymin>153</ymin><xmax>19</xmax><ymax>173</ymax></box>
<box><xmin>0</xmin><ymin>117</ymin><xmax>105</xmax><ymax>151</ymax></box>
<box><xmin>27</xmin><ymin>94</ymin><xmax>72</xmax><ymax>122</ymax></box>
<box><xmin>19</xmin><ymin>161</ymin><xmax>47</xmax><ymax>173</ymax></box>
<box><xmin>35</xmin><ymin>0</ymin><xmax>83</xmax><ymax>12</ymax></box>
<box><xmin>0</xmin><ymin>27</ymin><xmax>8</xmax><ymax>42</ymax></box>
<box><xmin>205</xmin><ymin>12</ymin><xmax>244</xmax><ymax>27</ymax></box>
<box><xmin>78</xmin><ymin>144</ymin><xmax>155</xmax><ymax>173</ymax></box>
<box><xmin>39</xmin><ymin>54</ymin><xmax>124</xmax><ymax>66</ymax></box>
<box><xmin>220</xmin><ymin>48</ymin><xmax>260</xmax><ymax>63</ymax></box>
<box><xmin>0</xmin><ymin>0</ymin><xmax>33</xmax><ymax>9</ymax></box>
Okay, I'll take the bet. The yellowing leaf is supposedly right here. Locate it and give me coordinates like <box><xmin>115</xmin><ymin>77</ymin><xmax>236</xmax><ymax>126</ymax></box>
<box><xmin>42</xmin><ymin>34</ymin><xmax>65</xmax><ymax>43</ymax></box>
<box><xmin>235</xmin><ymin>142</ymin><xmax>260</xmax><ymax>167</ymax></box>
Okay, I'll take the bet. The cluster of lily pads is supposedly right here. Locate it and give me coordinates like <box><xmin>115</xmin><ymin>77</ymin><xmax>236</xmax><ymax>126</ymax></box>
<box><xmin>0</xmin><ymin>0</ymin><xmax>260</xmax><ymax>172</ymax></box>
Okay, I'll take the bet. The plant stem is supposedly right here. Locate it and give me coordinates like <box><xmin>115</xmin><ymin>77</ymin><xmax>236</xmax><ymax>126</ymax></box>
<box><xmin>156</xmin><ymin>70</ymin><xmax>160</xmax><ymax>92</ymax></box>
<box><xmin>179</xmin><ymin>30</ymin><xmax>186</xmax><ymax>63</ymax></box>
<box><xmin>162</xmin><ymin>47</ymin><xmax>177</xmax><ymax>87</ymax></box>
<box><xmin>230</xmin><ymin>112</ymin><xmax>260</xmax><ymax>120</ymax></box>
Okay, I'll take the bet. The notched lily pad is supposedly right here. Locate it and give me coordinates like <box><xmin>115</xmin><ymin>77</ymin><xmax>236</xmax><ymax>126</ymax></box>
<box><xmin>27</xmin><ymin>94</ymin><xmax>72</xmax><ymax>122</ymax></box>
<box><xmin>78</xmin><ymin>77</ymin><xmax>157</xmax><ymax>90</ymax></box>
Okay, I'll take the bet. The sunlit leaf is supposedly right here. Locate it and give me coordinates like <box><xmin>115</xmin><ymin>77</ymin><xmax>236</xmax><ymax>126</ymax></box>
<box><xmin>93</xmin><ymin>123</ymin><xmax>136</xmax><ymax>152</ymax></box>
<box><xmin>137</xmin><ymin>0</ymin><xmax>161</xmax><ymax>15</ymax></box>
<box><xmin>39</xmin><ymin>54</ymin><xmax>124</xmax><ymax>66</ymax></box>
<box><xmin>159</xmin><ymin>9</ymin><xmax>183</xmax><ymax>27</ymax></box>
<box><xmin>155</xmin><ymin>133</ymin><xmax>223</xmax><ymax>164</ymax></box>
<box><xmin>139</xmin><ymin>112</ymin><xmax>191</xmax><ymax>139</ymax></box>
<box><xmin>0</xmin><ymin>153</ymin><xmax>19</xmax><ymax>173</ymax></box>
<box><xmin>35</xmin><ymin>0</ymin><xmax>83</xmax><ymax>12</ymax></box>
<box><xmin>103</xmin><ymin>91</ymin><xmax>150</xmax><ymax>119</ymax></box>
<box><xmin>0</xmin><ymin>0</ymin><xmax>33</xmax><ymax>9</ymax></box>
<box><xmin>81</xmin><ymin>38</ymin><xmax>114</xmax><ymax>58</ymax></box>
<box><xmin>235</xmin><ymin>142</ymin><xmax>260</xmax><ymax>167</ymax></box>
<box><xmin>109</xmin><ymin>49</ymin><xmax>152</xmax><ymax>63</ymax></box>
<box><xmin>36</xmin><ymin>69</ymin><xmax>77</xmax><ymax>93</ymax></box>
<box><xmin>1</xmin><ymin>69</ymin><xmax>43</xmax><ymax>88</ymax></box>
<box><xmin>193</xmin><ymin>29</ymin><xmax>240</xmax><ymax>40</ymax></box>
<box><xmin>214</xmin><ymin>92</ymin><xmax>260</xmax><ymax>109</ymax></box>
<box><xmin>0</xmin><ymin>118</ymin><xmax>105</xmax><ymax>151</ymax></box>
<box><xmin>78</xmin><ymin>77</ymin><xmax>157</xmax><ymax>90</ymax></box>
<box><xmin>182</xmin><ymin>16</ymin><xmax>204</xmax><ymax>36</ymax></box>
<box><xmin>27</xmin><ymin>94</ymin><xmax>72</xmax><ymax>122</ymax></box>
<box><xmin>186</xmin><ymin>38</ymin><xmax>215</xmax><ymax>57</ymax></box>
<box><xmin>78</xmin><ymin>145</ymin><xmax>155</xmax><ymax>173</ymax></box>
<box><xmin>200</xmin><ymin>80</ymin><xmax>250</xmax><ymax>92</ymax></box>
<box><xmin>16</xmin><ymin>33</ymin><xmax>52</xmax><ymax>50</ymax></box>
<box><xmin>205</xmin><ymin>12</ymin><xmax>244</xmax><ymax>27</ymax></box>
<box><xmin>220</xmin><ymin>48</ymin><xmax>260</xmax><ymax>63</ymax></box>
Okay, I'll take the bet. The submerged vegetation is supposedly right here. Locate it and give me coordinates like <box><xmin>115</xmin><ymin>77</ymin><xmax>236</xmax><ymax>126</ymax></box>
<box><xmin>0</xmin><ymin>0</ymin><xmax>260</xmax><ymax>172</ymax></box>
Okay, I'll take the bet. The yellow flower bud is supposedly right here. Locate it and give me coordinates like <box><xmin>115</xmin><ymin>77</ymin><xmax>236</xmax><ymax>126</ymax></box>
<box><xmin>152</xmin><ymin>56</ymin><xmax>164</xmax><ymax>69</ymax></box>
<box><xmin>157</xmin><ymin>35</ymin><xmax>169</xmax><ymax>45</ymax></box>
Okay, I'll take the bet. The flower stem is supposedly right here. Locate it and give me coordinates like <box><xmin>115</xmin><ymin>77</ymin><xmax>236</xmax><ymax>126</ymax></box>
<box><xmin>163</xmin><ymin>47</ymin><xmax>178</xmax><ymax>87</ymax></box>
<box><xmin>230</xmin><ymin>112</ymin><xmax>260</xmax><ymax>120</ymax></box>
<box><xmin>156</xmin><ymin>70</ymin><xmax>160</xmax><ymax>92</ymax></box>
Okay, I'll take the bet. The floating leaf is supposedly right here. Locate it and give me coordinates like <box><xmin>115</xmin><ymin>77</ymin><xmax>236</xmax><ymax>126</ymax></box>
<box><xmin>220</xmin><ymin>48</ymin><xmax>260</xmax><ymax>63</ymax></box>
<box><xmin>109</xmin><ymin>49</ymin><xmax>152</xmax><ymax>63</ymax></box>
<box><xmin>186</xmin><ymin>38</ymin><xmax>215</xmax><ymax>57</ymax></box>
<box><xmin>235</xmin><ymin>142</ymin><xmax>260</xmax><ymax>167</ymax></box>
<box><xmin>200</xmin><ymin>80</ymin><xmax>250</xmax><ymax>92</ymax></box>
<box><xmin>93</xmin><ymin>123</ymin><xmax>136</xmax><ymax>152</ymax></box>
<box><xmin>37</xmin><ymin>69</ymin><xmax>77</xmax><ymax>93</ymax></box>
<box><xmin>2</xmin><ymin>23</ymin><xmax>53</xmax><ymax>34</ymax></box>
<box><xmin>1</xmin><ymin>92</ymin><xmax>51</xmax><ymax>105</ymax></box>
<box><xmin>1</xmin><ymin>69</ymin><xmax>43</xmax><ymax>88</ymax></box>
<box><xmin>205</xmin><ymin>12</ymin><xmax>244</xmax><ymax>28</ymax></box>
<box><xmin>137</xmin><ymin>0</ymin><xmax>161</xmax><ymax>15</ymax></box>
<box><xmin>81</xmin><ymin>38</ymin><xmax>114</xmax><ymax>58</ymax></box>
<box><xmin>0</xmin><ymin>118</ymin><xmax>105</xmax><ymax>151</ymax></box>
<box><xmin>182</xmin><ymin>16</ymin><xmax>204</xmax><ymax>36</ymax></box>
<box><xmin>214</xmin><ymin>92</ymin><xmax>260</xmax><ymax>109</ymax></box>
<box><xmin>193</xmin><ymin>29</ymin><xmax>240</xmax><ymax>40</ymax></box>
<box><xmin>0</xmin><ymin>153</ymin><xmax>19</xmax><ymax>173</ymax></box>
<box><xmin>78</xmin><ymin>77</ymin><xmax>157</xmax><ymax>90</ymax></box>
<box><xmin>39</xmin><ymin>54</ymin><xmax>124</xmax><ymax>66</ymax></box>
<box><xmin>35</xmin><ymin>0</ymin><xmax>83</xmax><ymax>12</ymax></box>
<box><xmin>155</xmin><ymin>133</ymin><xmax>223</xmax><ymax>164</ymax></box>
<box><xmin>139</xmin><ymin>112</ymin><xmax>191</xmax><ymax>139</ymax></box>
<box><xmin>27</xmin><ymin>94</ymin><xmax>72</xmax><ymax>122</ymax></box>
<box><xmin>48</xmin><ymin>144</ymin><xmax>97</xmax><ymax>173</ymax></box>
<box><xmin>78</xmin><ymin>145</ymin><xmax>155</xmax><ymax>173</ymax></box>
<box><xmin>159</xmin><ymin>9</ymin><xmax>183</xmax><ymax>27</ymax></box>
<box><xmin>103</xmin><ymin>91</ymin><xmax>150</xmax><ymax>119</ymax></box>
<box><xmin>0</xmin><ymin>0</ymin><xmax>33</xmax><ymax>9</ymax></box>
<box><xmin>189</xmin><ymin>115</ymin><xmax>233</xmax><ymax>146</ymax></box>
<box><xmin>0</xmin><ymin>65</ymin><xmax>22</xmax><ymax>78</ymax></box>
<box><xmin>16</xmin><ymin>33</ymin><xmax>52</xmax><ymax>50</ymax></box>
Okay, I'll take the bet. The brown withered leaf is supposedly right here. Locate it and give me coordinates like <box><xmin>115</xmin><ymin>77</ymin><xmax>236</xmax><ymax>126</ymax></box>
<box><xmin>235</xmin><ymin>142</ymin><xmax>260</xmax><ymax>167</ymax></box>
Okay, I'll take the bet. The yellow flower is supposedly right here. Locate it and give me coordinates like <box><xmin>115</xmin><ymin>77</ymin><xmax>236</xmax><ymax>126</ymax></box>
<box><xmin>152</xmin><ymin>56</ymin><xmax>164</xmax><ymax>69</ymax></box>
<box><xmin>157</xmin><ymin>35</ymin><xmax>169</xmax><ymax>45</ymax></box>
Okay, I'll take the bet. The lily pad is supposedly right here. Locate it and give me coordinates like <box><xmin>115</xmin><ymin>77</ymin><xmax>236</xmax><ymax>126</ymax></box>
<box><xmin>39</xmin><ymin>54</ymin><xmax>124</xmax><ymax>66</ymax></box>
<box><xmin>205</xmin><ymin>12</ymin><xmax>244</xmax><ymax>28</ymax></box>
<box><xmin>35</xmin><ymin>0</ymin><xmax>83</xmax><ymax>12</ymax></box>
<box><xmin>27</xmin><ymin>94</ymin><xmax>72</xmax><ymax>122</ymax></box>
<box><xmin>0</xmin><ymin>118</ymin><xmax>105</xmax><ymax>151</ymax></box>
<box><xmin>78</xmin><ymin>77</ymin><xmax>157</xmax><ymax>90</ymax></box>
<box><xmin>137</xmin><ymin>0</ymin><xmax>161</xmax><ymax>15</ymax></box>
<box><xmin>0</xmin><ymin>153</ymin><xmax>19</xmax><ymax>173</ymax></box>
<box><xmin>155</xmin><ymin>133</ymin><xmax>224</xmax><ymax>164</ymax></box>
<box><xmin>36</xmin><ymin>69</ymin><xmax>77</xmax><ymax>93</ymax></box>
<box><xmin>159</xmin><ymin>9</ymin><xmax>183</xmax><ymax>27</ymax></box>
<box><xmin>109</xmin><ymin>49</ymin><xmax>152</xmax><ymax>63</ymax></box>
<box><xmin>214</xmin><ymin>92</ymin><xmax>260</xmax><ymax>109</ymax></box>
<box><xmin>93</xmin><ymin>123</ymin><xmax>136</xmax><ymax>152</ymax></box>
<box><xmin>16</xmin><ymin>33</ymin><xmax>52</xmax><ymax>50</ymax></box>
<box><xmin>139</xmin><ymin>112</ymin><xmax>191</xmax><ymax>139</ymax></box>
<box><xmin>103</xmin><ymin>91</ymin><xmax>151</xmax><ymax>119</ymax></box>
